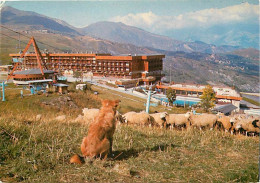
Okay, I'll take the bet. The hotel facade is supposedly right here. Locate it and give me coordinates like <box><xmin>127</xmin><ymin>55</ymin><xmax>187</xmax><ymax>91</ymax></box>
<box><xmin>10</xmin><ymin>53</ymin><xmax>165</xmax><ymax>84</ymax></box>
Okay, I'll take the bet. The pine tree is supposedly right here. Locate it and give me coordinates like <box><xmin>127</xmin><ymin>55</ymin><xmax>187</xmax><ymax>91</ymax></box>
<box><xmin>200</xmin><ymin>85</ymin><xmax>216</xmax><ymax>112</ymax></box>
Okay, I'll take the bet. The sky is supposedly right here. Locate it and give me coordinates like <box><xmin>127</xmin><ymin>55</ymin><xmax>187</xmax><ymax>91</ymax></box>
<box><xmin>3</xmin><ymin>0</ymin><xmax>259</xmax><ymax>48</ymax></box>
<box><xmin>4</xmin><ymin>0</ymin><xmax>259</xmax><ymax>29</ymax></box>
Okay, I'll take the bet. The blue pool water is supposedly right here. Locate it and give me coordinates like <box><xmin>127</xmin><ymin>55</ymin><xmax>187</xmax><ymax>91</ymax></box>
<box><xmin>155</xmin><ymin>97</ymin><xmax>199</xmax><ymax>106</ymax></box>
<box><xmin>173</xmin><ymin>100</ymin><xmax>199</xmax><ymax>106</ymax></box>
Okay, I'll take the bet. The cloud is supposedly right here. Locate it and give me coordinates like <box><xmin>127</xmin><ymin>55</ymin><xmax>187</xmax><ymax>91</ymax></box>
<box><xmin>110</xmin><ymin>2</ymin><xmax>259</xmax><ymax>32</ymax></box>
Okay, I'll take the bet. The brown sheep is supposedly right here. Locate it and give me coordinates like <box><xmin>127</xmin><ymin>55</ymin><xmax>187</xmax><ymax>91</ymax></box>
<box><xmin>217</xmin><ymin>114</ymin><xmax>232</xmax><ymax>133</ymax></box>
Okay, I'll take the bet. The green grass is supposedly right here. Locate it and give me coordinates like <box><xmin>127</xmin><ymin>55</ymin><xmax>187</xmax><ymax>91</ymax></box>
<box><xmin>0</xmin><ymin>119</ymin><xmax>258</xmax><ymax>182</ymax></box>
<box><xmin>0</xmin><ymin>83</ymin><xmax>259</xmax><ymax>182</ymax></box>
<box><xmin>242</xmin><ymin>97</ymin><xmax>260</xmax><ymax>106</ymax></box>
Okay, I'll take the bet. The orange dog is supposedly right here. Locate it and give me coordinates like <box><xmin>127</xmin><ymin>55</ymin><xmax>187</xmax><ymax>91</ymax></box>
<box><xmin>70</xmin><ymin>99</ymin><xmax>120</xmax><ymax>164</ymax></box>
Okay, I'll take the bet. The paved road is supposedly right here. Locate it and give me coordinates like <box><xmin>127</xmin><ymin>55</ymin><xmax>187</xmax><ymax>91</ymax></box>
<box><xmin>66</xmin><ymin>76</ymin><xmax>150</xmax><ymax>102</ymax></box>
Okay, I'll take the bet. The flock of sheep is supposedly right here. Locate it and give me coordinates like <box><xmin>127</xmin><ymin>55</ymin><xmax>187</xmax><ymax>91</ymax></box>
<box><xmin>75</xmin><ymin>108</ymin><xmax>260</xmax><ymax>136</ymax></box>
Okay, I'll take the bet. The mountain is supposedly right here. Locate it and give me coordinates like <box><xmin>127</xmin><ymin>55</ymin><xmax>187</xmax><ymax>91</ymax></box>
<box><xmin>1</xmin><ymin>7</ymin><xmax>240</xmax><ymax>54</ymax></box>
<box><xmin>80</xmin><ymin>21</ymin><xmax>239</xmax><ymax>54</ymax></box>
<box><xmin>1</xmin><ymin>6</ymin><xmax>259</xmax><ymax>92</ymax></box>
<box><xmin>230</xmin><ymin>48</ymin><xmax>259</xmax><ymax>61</ymax></box>
<box><xmin>0</xmin><ymin>6</ymin><xmax>79</xmax><ymax>35</ymax></box>
<box><xmin>164</xmin><ymin>23</ymin><xmax>259</xmax><ymax>49</ymax></box>
<box><xmin>80</xmin><ymin>21</ymin><xmax>182</xmax><ymax>50</ymax></box>
<box><xmin>163</xmin><ymin>52</ymin><xmax>259</xmax><ymax>92</ymax></box>
<box><xmin>0</xmin><ymin>27</ymin><xmax>159</xmax><ymax>65</ymax></box>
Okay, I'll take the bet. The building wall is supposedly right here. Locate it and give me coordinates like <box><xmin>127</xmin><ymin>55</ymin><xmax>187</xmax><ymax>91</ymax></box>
<box><xmin>156</xmin><ymin>82</ymin><xmax>242</xmax><ymax>110</ymax></box>
<box><xmin>10</xmin><ymin>53</ymin><xmax>165</xmax><ymax>80</ymax></box>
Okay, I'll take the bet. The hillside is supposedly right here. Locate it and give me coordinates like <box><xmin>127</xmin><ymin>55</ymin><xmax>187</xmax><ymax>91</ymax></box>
<box><xmin>80</xmin><ymin>21</ymin><xmax>183</xmax><ymax>52</ymax></box>
<box><xmin>0</xmin><ymin>6</ymin><xmax>79</xmax><ymax>35</ymax></box>
<box><xmin>0</xmin><ymin>83</ymin><xmax>258</xmax><ymax>182</ymax></box>
<box><xmin>230</xmin><ymin>48</ymin><xmax>260</xmax><ymax>61</ymax></box>
<box><xmin>163</xmin><ymin>52</ymin><xmax>259</xmax><ymax>92</ymax></box>
<box><xmin>0</xmin><ymin>28</ymin><xmax>158</xmax><ymax>65</ymax></box>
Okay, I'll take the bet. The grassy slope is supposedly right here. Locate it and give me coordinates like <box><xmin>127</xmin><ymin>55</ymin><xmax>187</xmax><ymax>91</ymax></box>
<box><xmin>242</xmin><ymin>97</ymin><xmax>260</xmax><ymax>107</ymax></box>
<box><xmin>0</xmin><ymin>30</ymin><xmax>157</xmax><ymax>65</ymax></box>
<box><xmin>0</xmin><ymin>84</ymin><xmax>259</xmax><ymax>182</ymax></box>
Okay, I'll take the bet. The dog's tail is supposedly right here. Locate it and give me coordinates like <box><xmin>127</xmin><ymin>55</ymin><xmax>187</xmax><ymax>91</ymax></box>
<box><xmin>70</xmin><ymin>154</ymin><xmax>85</xmax><ymax>164</ymax></box>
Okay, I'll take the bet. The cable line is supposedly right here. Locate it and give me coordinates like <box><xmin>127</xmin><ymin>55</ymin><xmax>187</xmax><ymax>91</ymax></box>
<box><xmin>0</xmin><ymin>32</ymin><xmax>28</xmax><ymax>46</ymax></box>
<box><xmin>0</xmin><ymin>25</ymin><xmax>66</xmax><ymax>52</ymax></box>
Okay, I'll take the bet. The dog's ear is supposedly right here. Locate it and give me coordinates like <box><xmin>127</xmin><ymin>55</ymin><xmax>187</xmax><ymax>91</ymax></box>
<box><xmin>115</xmin><ymin>99</ymin><xmax>121</xmax><ymax>104</ymax></box>
<box><xmin>114</xmin><ymin>99</ymin><xmax>121</xmax><ymax>107</ymax></box>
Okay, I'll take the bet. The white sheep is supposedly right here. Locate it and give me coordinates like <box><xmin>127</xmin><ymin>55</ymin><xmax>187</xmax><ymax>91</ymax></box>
<box><xmin>55</xmin><ymin>115</ymin><xmax>66</xmax><ymax>121</ymax></box>
<box><xmin>82</xmin><ymin>108</ymin><xmax>100</xmax><ymax>124</ymax></box>
<box><xmin>80</xmin><ymin>108</ymin><xmax>123</xmax><ymax>125</ymax></box>
<box><xmin>150</xmin><ymin>112</ymin><xmax>168</xmax><ymax>128</ymax></box>
<box><xmin>122</xmin><ymin>111</ymin><xmax>152</xmax><ymax>126</ymax></box>
<box><xmin>188</xmin><ymin>113</ymin><xmax>217</xmax><ymax>130</ymax></box>
<box><xmin>166</xmin><ymin>112</ymin><xmax>191</xmax><ymax>130</ymax></box>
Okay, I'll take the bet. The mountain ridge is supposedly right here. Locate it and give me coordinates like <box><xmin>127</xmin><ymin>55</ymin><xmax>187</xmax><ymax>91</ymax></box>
<box><xmin>80</xmin><ymin>21</ymin><xmax>240</xmax><ymax>54</ymax></box>
<box><xmin>1</xmin><ymin>6</ymin><xmax>241</xmax><ymax>54</ymax></box>
<box><xmin>1</xmin><ymin>6</ymin><xmax>80</xmax><ymax>35</ymax></box>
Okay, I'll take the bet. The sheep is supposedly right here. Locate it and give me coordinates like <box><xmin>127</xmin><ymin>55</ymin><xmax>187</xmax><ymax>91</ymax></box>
<box><xmin>80</xmin><ymin>108</ymin><xmax>124</xmax><ymax>125</ymax></box>
<box><xmin>55</xmin><ymin>115</ymin><xmax>66</xmax><ymax>121</ymax></box>
<box><xmin>82</xmin><ymin>108</ymin><xmax>100</xmax><ymax>124</ymax></box>
<box><xmin>122</xmin><ymin>111</ymin><xmax>152</xmax><ymax>126</ymax></box>
<box><xmin>216</xmin><ymin>114</ymin><xmax>232</xmax><ymax>133</ymax></box>
<box><xmin>188</xmin><ymin>113</ymin><xmax>217</xmax><ymax>130</ymax></box>
<box><xmin>233</xmin><ymin>118</ymin><xmax>260</xmax><ymax>136</ymax></box>
<box><xmin>166</xmin><ymin>112</ymin><xmax>191</xmax><ymax>130</ymax></box>
<box><xmin>114</xmin><ymin>111</ymin><xmax>125</xmax><ymax>126</ymax></box>
<box><xmin>150</xmin><ymin>112</ymin><xmax>168</xmax><ymax>128</ymax></box>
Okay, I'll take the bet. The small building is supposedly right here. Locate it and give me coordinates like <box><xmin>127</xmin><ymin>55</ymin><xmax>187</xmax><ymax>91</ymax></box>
<box><xmin>115</xmin><ymin>79</ymin><xmax>138</xmax><ymax>88</ymax></box>
<box><xmin>27</xmin><ymin>79</ymin><xmax>53</xmax><ymax>94</ymax></box>
<box><xmin>53</xmin><ymin>83</ymin><xmax>68</xmax><ymax>94</ymax></box>
<box><xmin>76</xmin><ymin>84</ymin><xmax>87</xmax><ymax>91</ymax></box>
<box><xmin>213</xmin><ymin>104</ymin><xmax>238</xmax><ymax>115</ymax></box>
<box><xmin>156</xmin><ymin>82</ymin><xmax>242</xmax><ymax>111</ymax></box>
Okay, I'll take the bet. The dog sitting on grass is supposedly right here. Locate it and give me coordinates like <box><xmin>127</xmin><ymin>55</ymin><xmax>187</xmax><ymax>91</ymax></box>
<box><xmin>70</xmin><ymin>99</ymin><xmax>120</xmax><ymax>164</ymax></box>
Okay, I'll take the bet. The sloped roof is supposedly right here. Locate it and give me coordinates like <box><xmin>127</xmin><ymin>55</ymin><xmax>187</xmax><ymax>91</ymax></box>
<box><xmin>213</xmin><ymin>104</ymin><xmax>237</xmax><ymax>114</ymax></box>
<box><xmin>14</xmin><ymin>69</ymin><xmax>55</xmax><ymax>75</ymax></box>
<box><xmin>53</xmin><ymin>83</ymin><xmax>68</xmax><ymax>87</ymax></box>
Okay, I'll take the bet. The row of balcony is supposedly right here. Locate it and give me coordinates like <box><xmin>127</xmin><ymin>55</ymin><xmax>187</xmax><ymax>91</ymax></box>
<box><xmin>52</xmin><ymin>66</ymin><xmax>130</xmax><ymax>72</ymax></box>
<box><xmin>25</xmin><ymin>62</ymin><xmax>130</xmax><ymax>68</ymax></box>
<box><xmin>25</xmin><ymin>62</ymin><xmax>130</xmax><ymax>67</ymax></box>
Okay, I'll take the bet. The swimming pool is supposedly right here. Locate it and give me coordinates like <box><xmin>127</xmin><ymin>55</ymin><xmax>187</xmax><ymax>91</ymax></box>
<box><xmin>173</xmin><ymin>100</ymin><xmax>199</xmax><ymax>106</ymax></box>
<box><xmin>153</xmin><ymin>95</ymin><xmax>200</xmax><ymax>106</ymax></box>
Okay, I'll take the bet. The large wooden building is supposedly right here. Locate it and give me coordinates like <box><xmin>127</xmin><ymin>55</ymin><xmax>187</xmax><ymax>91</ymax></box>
<box><xmin>9</xmin><ymin>53</ymin><xmax>165</xmax><ymax>83</ymax></box>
